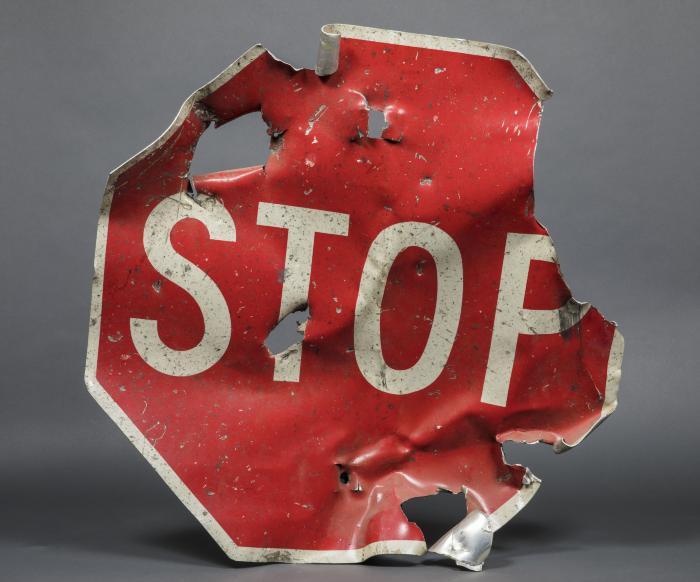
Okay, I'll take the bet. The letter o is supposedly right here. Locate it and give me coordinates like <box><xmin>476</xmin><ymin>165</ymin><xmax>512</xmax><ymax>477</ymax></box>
<box><xmin>354</xmin><ymin>222</ymin><xmax>463</xmax><ymax>394</ymax></box>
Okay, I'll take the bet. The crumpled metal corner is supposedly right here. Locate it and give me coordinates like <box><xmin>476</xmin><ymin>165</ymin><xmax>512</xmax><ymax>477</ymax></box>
<box><xmin>430</xmin><ymin>510</ymin><xmax>493</xmax><ymax>571</ymax></box>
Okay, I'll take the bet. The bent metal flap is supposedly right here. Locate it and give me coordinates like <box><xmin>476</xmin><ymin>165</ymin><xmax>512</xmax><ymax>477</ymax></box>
<box><xmin>85</xmin><ymin>24</ymin><xmax>624</xmax><ymax>570</ymax></box>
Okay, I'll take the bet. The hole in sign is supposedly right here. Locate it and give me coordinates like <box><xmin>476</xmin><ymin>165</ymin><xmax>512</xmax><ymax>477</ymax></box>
<box><xmin>264</xmin><ymin>304</ymin><xmax>310</xmax><ymax>355</ymax></box>
<box><xmin>367</xmin><ymin>108</ymin><xmax>387</xmax><ymax>139</ymax></box>
<box><xmin>189</xmin><ymin>111</ymin><xmax>270</xmax><ymax>177</ymax></box>
<box><xmin>401</xmin><ymin>489</ymin><xmax>466</xmax><ymax>546</ymax></box>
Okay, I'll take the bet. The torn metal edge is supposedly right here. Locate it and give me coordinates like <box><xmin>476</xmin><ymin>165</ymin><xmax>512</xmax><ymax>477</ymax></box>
<box><xmin>553</xmin><ymin>327</ymin><xmax>624</xmax><ymax>452</ymax></box>
<box><xmin>317</xmin><ymin>23</ymin><xmax>553</xmax><ymax>101</ymax></box>
<box><xmin>85</xmin><ymin>26</ymin><xmax>561</xmax><ymax>565</ymax></box>
<box><xmin>428</xmin><ymin>470</ymin><xmax>541</xmax><ymax>570</ymax></box>
<box><xmin>105</xmin><ymin>44</ymin><xmax>267</xmax><ymax>183</ymax></box>
<box><xmin>484</xmin><ymin>468</ymin><xmax>542</xmax><ymax>532</ymax></box>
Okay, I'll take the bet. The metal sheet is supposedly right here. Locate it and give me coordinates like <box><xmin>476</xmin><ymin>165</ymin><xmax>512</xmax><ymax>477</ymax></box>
<box><xmin>85</xmin><ymin>24</ymin><xmax>623</xmax><ymax>569</ymax></box>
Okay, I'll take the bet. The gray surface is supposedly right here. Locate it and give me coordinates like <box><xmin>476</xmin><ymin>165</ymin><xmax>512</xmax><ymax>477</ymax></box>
<box><xmin>2</xmin><ymin>1</ymin><xmax>699</xmax><ymax>580</ymax></box>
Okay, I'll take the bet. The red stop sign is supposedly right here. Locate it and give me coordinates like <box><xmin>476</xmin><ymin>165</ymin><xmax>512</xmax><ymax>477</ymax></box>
<box><xmin>85</xmin><ymin>24</ymin><xmax>623</xmax><ymax>569</ymax></box>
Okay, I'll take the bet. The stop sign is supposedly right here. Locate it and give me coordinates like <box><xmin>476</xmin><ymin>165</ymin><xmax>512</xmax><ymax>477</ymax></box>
<box><xmin>85</xmin><ymin>24</ymin><xmax>623</xmax><ymax>569</ymax></box>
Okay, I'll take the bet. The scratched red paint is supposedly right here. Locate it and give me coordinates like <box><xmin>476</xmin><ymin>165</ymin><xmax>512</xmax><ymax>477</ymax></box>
<box><xmin>86</xmin><ymin>25</ymin><xmax>623</xmax><ymax>567</ymax></box>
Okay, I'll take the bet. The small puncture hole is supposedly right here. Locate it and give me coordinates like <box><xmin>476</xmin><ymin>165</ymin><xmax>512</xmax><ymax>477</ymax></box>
<box><xmin>336</xmin><ymin>464</ymin><xmax>350</xmax><ymax>484</ymax></box>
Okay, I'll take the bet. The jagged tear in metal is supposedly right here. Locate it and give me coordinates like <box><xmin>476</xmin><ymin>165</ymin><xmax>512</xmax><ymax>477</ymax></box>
<box><xmin>85</xmin><ymin>24</ymin><xmax>624</xmax><ymax>570</ymax></box>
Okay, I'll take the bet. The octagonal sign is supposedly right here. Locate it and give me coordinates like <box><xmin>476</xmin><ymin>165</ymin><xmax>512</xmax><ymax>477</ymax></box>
<box><xmin>85</xmin><ymin>24</ymin><xmax>623</xmax><ymax>570</ymax></box>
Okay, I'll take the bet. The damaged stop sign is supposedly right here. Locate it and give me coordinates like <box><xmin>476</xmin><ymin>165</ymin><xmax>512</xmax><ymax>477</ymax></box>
<box><xmin>85</xmin><ymin>24</ymin><xmax>624</xmax><ymax>570</ymax></box>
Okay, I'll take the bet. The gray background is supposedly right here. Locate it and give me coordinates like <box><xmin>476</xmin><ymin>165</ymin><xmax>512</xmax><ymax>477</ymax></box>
<box><xmin>2</xmin><ymin>1</ymin><xmax>699</xmax><ymax>580</ymax></box>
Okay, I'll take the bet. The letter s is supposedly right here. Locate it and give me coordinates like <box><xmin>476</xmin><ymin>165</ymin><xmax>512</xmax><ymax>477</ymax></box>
<box><xmin>130</xmin><ymin>193</ymin><xmax>235</xmax><ymax>376</ymax></box>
